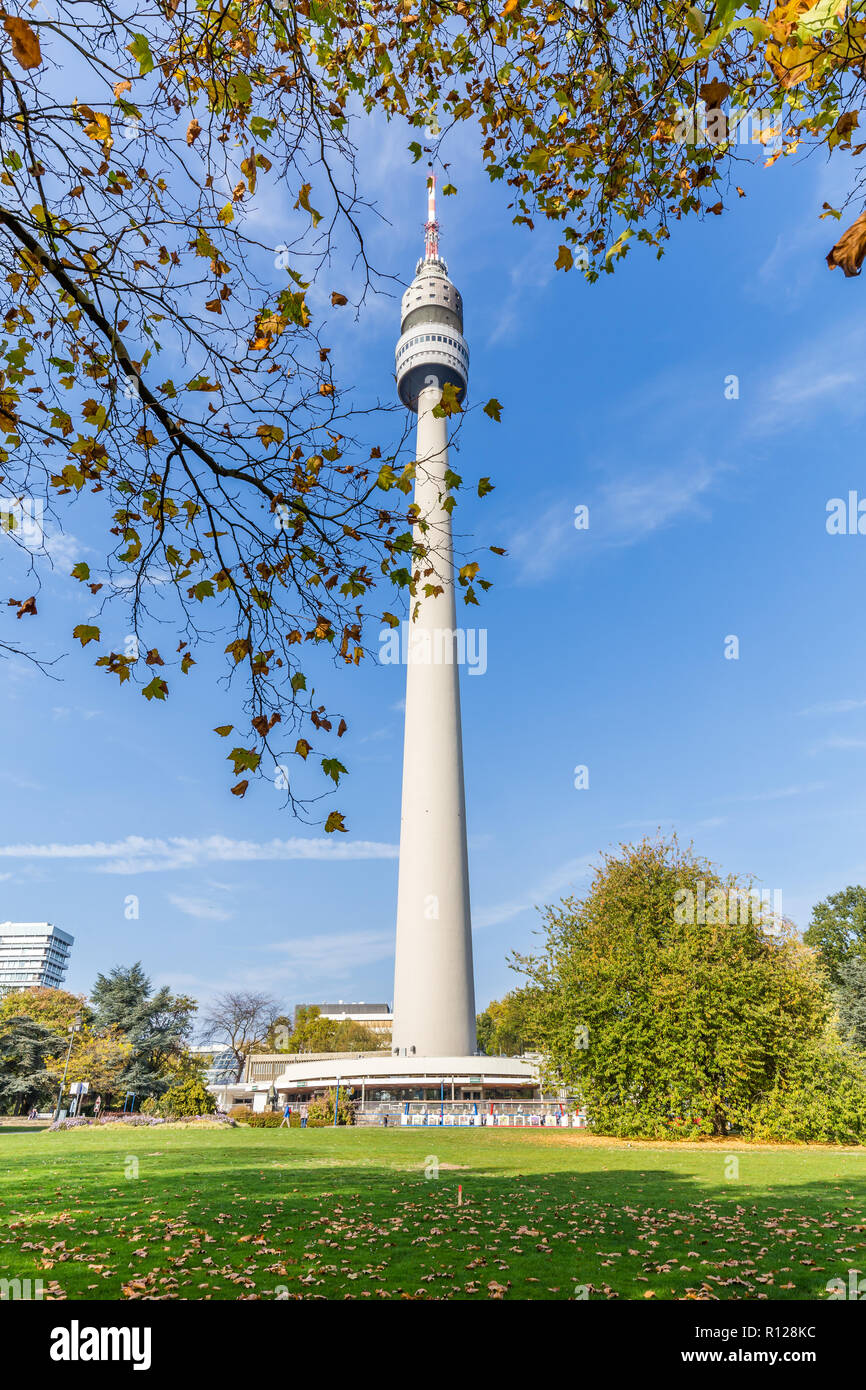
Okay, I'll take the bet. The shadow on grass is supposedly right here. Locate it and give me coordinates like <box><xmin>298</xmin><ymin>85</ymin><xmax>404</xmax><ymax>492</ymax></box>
<box><xmin>2</xmin><ymin>1134</ymin><xmax>865</xmax><ymax>1300</ymax></box>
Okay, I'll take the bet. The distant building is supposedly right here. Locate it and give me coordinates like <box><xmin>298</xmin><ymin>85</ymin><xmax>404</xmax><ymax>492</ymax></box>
<box><xmin>0</xmin><ymin>922</ymin><xmax>74</xmax><ymax>991</ymax></box>
<box><xmin>187</xmin><ymin>1043</ymin><xmax>240</xmax><ymax>1086</ymax></box>
<box><xmin>296</xmin><ymin>1001</ymin><xmax>393</xmax><ymax>1041</ymax></box>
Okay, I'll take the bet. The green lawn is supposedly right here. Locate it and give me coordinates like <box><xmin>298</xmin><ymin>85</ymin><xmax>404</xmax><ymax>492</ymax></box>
<box><xmin>1</xmin><ymin>1125</ymin><xmax>865</xmax><ymax>1300</ymax></box>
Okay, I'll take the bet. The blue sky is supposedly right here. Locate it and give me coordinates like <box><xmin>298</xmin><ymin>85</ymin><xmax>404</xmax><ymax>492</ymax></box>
<box><xmin>2</xmin><ymin>109</ymin><xmax>866</xmax><ymax>1022</ymax></box>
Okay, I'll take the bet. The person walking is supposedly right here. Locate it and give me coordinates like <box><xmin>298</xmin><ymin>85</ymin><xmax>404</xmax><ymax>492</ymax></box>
<box><xmin>279</xmin><ymin>1102</ymin><xmax>292</xmax><ymax>1128</ymax></box>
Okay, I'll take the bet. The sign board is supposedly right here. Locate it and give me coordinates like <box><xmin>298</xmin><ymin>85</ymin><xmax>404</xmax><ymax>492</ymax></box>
<box><xmin>69</xmin><ymin>1082</ymin><xmax>89</xmax><ymax>1096</ymax></box>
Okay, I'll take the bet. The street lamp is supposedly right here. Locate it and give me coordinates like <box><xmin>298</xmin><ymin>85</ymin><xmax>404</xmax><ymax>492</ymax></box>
<box><xmin>53</xmin><ymin>1012</ymin><xmax>81</xmax><ymax>1122</ymax></box>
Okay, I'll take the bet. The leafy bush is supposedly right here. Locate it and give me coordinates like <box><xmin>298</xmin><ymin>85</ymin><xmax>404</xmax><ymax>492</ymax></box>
<box><xmin>306</xmin><ymin>1090</ymin><xmax>355</xmax><ymax>1127</ymax></box>
<box><xmin>744</xmin><ymin>1039</ymin><xmax>866</xmax><ymax>1144</ymax></box>
<box><xmin>228</xmin><ymin>1105</ymin><xmax>252</xmax><ymax>1122</ymax></box>
<box><xmin>159</xmin><ymin>1078</ymin><xmax>216</xmax><ymax>1118</ymax></box>
<box><xmin>245</xmin><ymin>1112</ymin><xmax>284</xmax><ymax>1127</ymax></box>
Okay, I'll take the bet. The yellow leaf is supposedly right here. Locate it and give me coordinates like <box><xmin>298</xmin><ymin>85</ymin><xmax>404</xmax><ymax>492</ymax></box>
<box><xmin>83</xmin><ymin>111</ymin><xmax>112</xmax><ymax>145</ymax></box>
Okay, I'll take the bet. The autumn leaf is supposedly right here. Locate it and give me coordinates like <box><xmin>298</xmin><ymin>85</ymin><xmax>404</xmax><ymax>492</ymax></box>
<box><xmin>127</xmin><ymin>33</ymin><xmax>154</xmax><ymax>76</ymax></box>
<box><xmin>142</xmin><ymin>676</ymin><xmax>168</xmax><ymax>700</ymax></box>
<box><xmin>256</xmin><ymin>423</ymin><xmax>285</xmax><ymax>449</ymax></box>
<box><xmin>330</xmin><ymin>291</ymin><xmax>348</xmax><ymax>307</ymax></box>
<box><xmin>324</xmin><ymin>811</ymin><xmax>347</xmax><ymax>833</ymax></box>
<box><xmin>3</xmin><ymin>16</ymin><xmax>42</xmax><ymax>69</ymax></box>
<box><xmin>699</xmin><ymin>79</ymin><xmax>730</xmax><ymax>111</ymax></box>
<box><xmin>555</xmin><ymin>245</ymin><xmax>574</xmax><ymax>271</ymax></box>
<box><xmin>230</xmin><ymin>780</ymin><xmax>249</xmax><ymax>797</ymax></box>
<box><xmin>827</xmin><ymin>211</ymin><xmax>866</xmax><ymax>276</ymax></box>
<box><xmin>294</xmin><ymin>182</ymin><xmax>322</xmax><ymax>226</ymax></box>
<box><xmin>228</xmin><ymin>746</ymin><xmax>261</xmax><ymax>775</ymax></box>
<box><xmin>72</xmin><ymin>623</ymin><xmax>100</xmax><ymax>646</ymax></box>
<box><xmin>186</xmin><ymin>118</ymin><xmax>202</xmax><ymax>145</ymax></box>
<box><xmin>213</xmin><ymin>725</ymin><xmax>233</xmax><ymax>737</ymax></box>
<box><xmin>483</xmin><ymin>398</ymin><xmax>502</xmax><ymax>422</ymax></box>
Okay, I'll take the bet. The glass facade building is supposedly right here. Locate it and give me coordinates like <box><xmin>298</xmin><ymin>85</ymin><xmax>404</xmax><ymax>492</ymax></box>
<box><xmin>0</xmin><ymin>921</ymin><xmax>74</xmax><ymax>992</ymax></box>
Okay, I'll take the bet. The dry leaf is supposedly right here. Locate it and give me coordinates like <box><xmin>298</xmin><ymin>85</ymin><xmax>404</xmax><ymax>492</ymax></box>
<box><xmin>827</xmin><ymin>210</ymin><xmax>866</xmax><ymax>276</ymax></box>
<box><xmin>3</xmin><ymin>15</ymin><xmax>41</xmax><ymax>69</ymax></box>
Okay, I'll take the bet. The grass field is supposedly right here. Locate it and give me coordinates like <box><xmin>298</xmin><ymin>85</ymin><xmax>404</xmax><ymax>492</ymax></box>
<box><xmin>1</xmin><ymin>1125</ymin><xmax>865</xmax><ymax>1301</ymax></box>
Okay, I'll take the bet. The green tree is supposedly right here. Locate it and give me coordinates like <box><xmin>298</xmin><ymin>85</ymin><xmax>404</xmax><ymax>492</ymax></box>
<box><xmin>745</xmin><ymin>1033</ymin><xmax>866</xmax><ymax>1144</ymax></box>
<box><xmin>0</xmin><ymin>986</ymin><xmax>91</xmax><ymax>1033</ymax></box>
<box><xmin>46</xmin><ymin>1024</ymin><xmax>132</xmax><ymax>1105</ymax></box>
<box><xmin>804</xmin><ymin>885</ymin><xmax>866</xmax><ymax>985</ymax></box>
<box><xmin>476</xmin><ymin>988</ymin><xmax>541</xmax><ymax>1056</ymax></box>
<box><xmin>283</xmin><ymin>1006</ymin><xmax>385</xmax><ymax>1054</ymax></box>
<box><xmin>0</xmin><ymin>1016</ymin><xmax>59</xmax><ymax>1114</ymax></box>
<box><xmin>834</xmin><ymin>959</ymin><xmax>866</xmax><ymax>1052</ymax></box>
<box><xmin>91</xmin><ymin>963</ymin><xmax>196</xmax><ymax>1099</ymax></box>
<box><xmin>514</xmin><ymin>836</ymin><xmax>830</xmax><ymax>1138</ymax></box>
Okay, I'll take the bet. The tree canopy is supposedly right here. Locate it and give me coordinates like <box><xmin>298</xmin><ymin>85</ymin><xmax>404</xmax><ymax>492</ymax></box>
<box><xmin>476</xmin><ymin>987</ymin><xmax>541</xmax><ymax>1055</ymax></box>
<box><xmin>804</xmin><ymin>883</ymin><xmax>866</xmax><ymax>984</ymax></box>
<box><xmin>91</xmin><ymin>961</ymin><xmax>197</xmax><ymax>1096</ymax></box>
<box><xmin>4</xmin><ymin>1</ymin><xmax>864</xmax><ymax>824</ymax></box>
<box><xmin>0</xmin><ymin>0</ymin><xmax>497</xmax><ymax>825</ymax></box>
<box><xmin>279</xmin><ymin>1003</ymin><xmax>386</xmax><ymax>1053</ymax></box>
<box><xmin>512</xmin><ymin>835</ymin><xmax>862</xmax><ymax>1139</ymax></box>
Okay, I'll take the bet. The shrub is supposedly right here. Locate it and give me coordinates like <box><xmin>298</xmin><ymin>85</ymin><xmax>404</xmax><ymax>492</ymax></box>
<box><xmin>159</xmin><ymin>1078</ymin><xmax>216</xmax><ymax>1119</ymax></box>
<box><xmin>228</xmin><ymin>1105</ymin><xmax>252</xmax><ymax>1122</ymax></box>
<box><xmin>306</xmin><ymin>1090</ymin><xmax>355</xmax><ymax>1127</ymax></box>
<box><xmin>744</xmin><ymin>1038</ymin><xmax>866</xmax><ymax>1144</ymax></box>
<box><xmin>245</xmin><ymin>1112</ymin><xmax>284</xmax><ymax>1127</ymax></box>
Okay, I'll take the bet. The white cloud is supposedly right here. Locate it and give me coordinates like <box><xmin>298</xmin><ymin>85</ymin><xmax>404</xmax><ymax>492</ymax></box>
<box><xmin>810</xmin><ymin>736</ymin><xmax>866</xmax><ymax>754</ymax></box>
<box><xmin>475</xmin><ymin>853</ymin><xmax>594</xmax><ymax>929</ymax></box>
<box><xmin>797</xmin><ymin>698</ymin><xmax>866</xmax><ymax>716</ymax></box>
<box><xmin>0</xmin><ymin>833</ymin><xmax>399</xmax><ymax>874</ymax></box>
<box><xmin>505</xmin><ymin>458</ymin><xmax>721</xmax><ymax>584</ymax></box>
<box><xmin>0</xmin><ymin>769</ymin><xmax>43</xmax><ymax>792</ymax></box>
<box><xmin>265</xmin><ymin>930</ymin><xmax>394</xmax><ymax>973</ymax></box>
<box><xmin>161</xmin><ymin>929</ymin><xmax>395</xmax><ymax>999</ymax></box>
<box><xmin>506</xmin><ymin>502</ymin><xmax>575</xmax><ymax>584</ymax></box>
<box><xmin>168</xmin><ymin>894</ymin><xmax>233</xmax><ymax>922</ymax></box>
<box><xmin>747</xmin><ymin>318</ymin><xmax>866</xmax><ymax>435</ymax></box>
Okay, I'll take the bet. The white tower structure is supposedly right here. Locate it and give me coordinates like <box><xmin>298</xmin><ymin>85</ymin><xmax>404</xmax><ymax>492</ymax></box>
<box><xmin>391</xmin><ymin>175</ymin><xmax>476</xmax><ymax>1057</ymax></box>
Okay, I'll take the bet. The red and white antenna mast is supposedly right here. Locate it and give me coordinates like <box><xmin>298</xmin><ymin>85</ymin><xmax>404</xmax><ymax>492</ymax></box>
<box><xmin>424</xmin><ymin>171</ymin><xmax>439</xmax><ymax>261</ymax></box>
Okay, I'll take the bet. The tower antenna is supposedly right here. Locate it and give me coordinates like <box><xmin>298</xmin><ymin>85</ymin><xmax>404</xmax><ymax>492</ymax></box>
<box><xmin>424</xmin><ymin>170</ymin><xmax>439</xmax><ymax>262</ymax></box>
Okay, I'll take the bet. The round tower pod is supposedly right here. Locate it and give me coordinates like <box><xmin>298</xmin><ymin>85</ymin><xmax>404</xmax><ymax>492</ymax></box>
<box><xmin>395</xmin><ymin>175</ymin><xmax>469</xmax><ymax>412</ymax></box>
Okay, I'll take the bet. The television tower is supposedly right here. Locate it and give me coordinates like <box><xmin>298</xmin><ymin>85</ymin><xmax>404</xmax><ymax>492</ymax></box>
<box><xmin>391</xmin><ymin>174</ymin><xmax>476</xmax><ymax>1057</ymax></box>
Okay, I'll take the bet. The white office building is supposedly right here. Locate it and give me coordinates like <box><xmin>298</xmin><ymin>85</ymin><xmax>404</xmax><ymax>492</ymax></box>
<box><xmin>0</xmin><ymin>921</ymin><xmax>74</xmax><ymax>992</ymax></box>
<box><xmin>297</xmin><ymin>1002</ymin><xmax>393</xmax><ymax>1041</ymax></box>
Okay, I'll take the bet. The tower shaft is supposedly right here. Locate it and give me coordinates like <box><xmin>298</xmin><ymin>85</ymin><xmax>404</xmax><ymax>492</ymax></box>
<box><xmin>391</xmin><ymin>384</ymin><xmax>476</xmax><ymax>1056</ymax></box>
